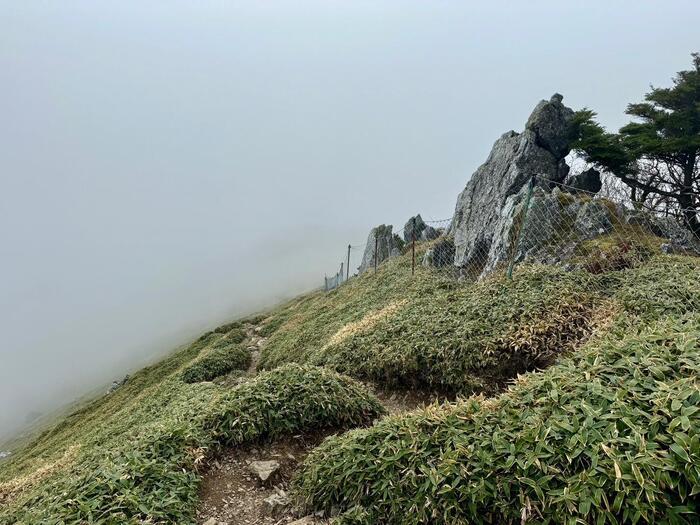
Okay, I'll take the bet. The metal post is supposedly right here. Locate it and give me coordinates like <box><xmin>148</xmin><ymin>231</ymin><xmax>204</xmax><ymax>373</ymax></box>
<box><xmin>507</xmin><ymin>175</ymin><xmax>536</xmax><ymax>280</ymax></box>
<box><xmin>412</xmin><ymin>217</ymin><xmax>416</xmax><ymax>276</ymax></box>
<box><xmin>374</xmin><ymin>231</ymin><xmax>378</xmax><ymax>273</ymax></box>
<box><xmin>346</xmin><ymin>244</ymin><xmax>351</xmax><ymax>281</ymax></box>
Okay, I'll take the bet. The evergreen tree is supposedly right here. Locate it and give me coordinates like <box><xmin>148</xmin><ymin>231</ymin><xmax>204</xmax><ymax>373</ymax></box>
<box><xmin>573</xmin><ymin>53</ymin><xmax>700</xmax><ymax>234</ymax></box>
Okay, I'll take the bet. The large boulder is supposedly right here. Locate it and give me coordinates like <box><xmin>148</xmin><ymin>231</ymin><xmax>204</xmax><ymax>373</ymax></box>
<box><xmin>420</xmin><ymin>225</ymin><xmax>440</xmax><ymax>241</ymax></box>
<box><xmin>564</xmin><ymin>167</ymin><xmax>602</xmax><ymax>194</ymax></box>
<box><xmin>451</xmin><ymin>94</ymin><xmax>575</xmax><ymax>273</ymax></box>
<box><xmin>358</xmin><ymin>225</ymin><xmax>402</xmax><ymax>274</ymax></box>
<box><xmin>422</xmin><ymin>238</ymin><xmax>456</xmax><ymax>268</ymax></box>
<box><xmin>403</xmin><ymin>214</ymin><xmax>427</xmax><ymax>242</ymax></box>
<box><xmin>481</xmin><ymin>187</ymin><xmax>622</xmax><ymax>277</ymax></box>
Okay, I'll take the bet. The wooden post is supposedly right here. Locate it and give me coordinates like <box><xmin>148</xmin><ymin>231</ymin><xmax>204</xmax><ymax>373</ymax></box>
<box><xmin>412</xmin><ymin>217</ymin><xmax>416</xmax><ymax>276</ymax></box>
<box><xmin>346</xmin><ymin>244</ymin><xmax>351</xmax><ymax>281</ymax></box>
<box><xmin>374</xmin><ymin>231</ymin><xmax>378</xmax><ymax>273</ymax></box>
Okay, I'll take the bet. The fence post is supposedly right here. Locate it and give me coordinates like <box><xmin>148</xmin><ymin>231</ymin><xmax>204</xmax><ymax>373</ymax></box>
<box><xmin>346</xmin><ymin>244</ymin><xmax>351</xmax><ymax>281</ymax></box>
<box><xmin>412</xmin><ymin>217</ymin><xmax>416</xmax><ymax>276</ymax></box>
<box><xmin>374</xmin><ymin>230</ymin><xmax>378</xmax><ymax>273</ymax></box>
<box><xmin>507</xmin><ymin>175</ymin><xmax>536</xmax><ymax>280</ymax></box>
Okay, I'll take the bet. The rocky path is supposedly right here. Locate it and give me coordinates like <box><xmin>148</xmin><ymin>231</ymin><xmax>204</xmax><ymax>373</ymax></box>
<box><xmin>196</xmin><ymin>322</ymin><xmax>438</xmax><ymax>525</ymax></box>
<box><xmin>245</xmin><ymin>324</ymin><xmax>265</xmax><ymax>376</ymax></box>
<box><xmin>197</xmin><ymin>324</ymin><xmax>327</xmax><ymax>525</ymax></box>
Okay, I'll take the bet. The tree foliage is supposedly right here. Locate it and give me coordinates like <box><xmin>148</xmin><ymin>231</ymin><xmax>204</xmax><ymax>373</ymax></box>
<box><xmin>573</xmin><ymin>53</ymin><xmax>700</xmax><ymax>233</ymax></box>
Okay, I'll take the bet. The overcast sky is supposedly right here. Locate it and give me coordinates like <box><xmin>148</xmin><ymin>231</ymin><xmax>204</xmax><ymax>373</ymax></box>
<box><xmin>1</xmin><ymin>1</ymin><xmax>698</xmax><ymax>443</ymax></box>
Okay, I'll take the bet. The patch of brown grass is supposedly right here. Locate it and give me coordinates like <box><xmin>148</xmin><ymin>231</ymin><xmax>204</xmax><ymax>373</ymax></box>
<box><xmin>0</xmin><ymin>444</ymin><xmax>81</xmax><ymax>505</ymax></box>
<box><xmin>324</xmin><ymin>299</ymin><xmax>408</xmax><ymax>349</ymax></box>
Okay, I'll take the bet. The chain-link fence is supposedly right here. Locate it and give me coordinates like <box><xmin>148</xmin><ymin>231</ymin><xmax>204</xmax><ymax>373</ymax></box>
<box><xmin>322</xmin><ymin>175</ymin><xmax>700</xmax><ymax>289</ymax></box>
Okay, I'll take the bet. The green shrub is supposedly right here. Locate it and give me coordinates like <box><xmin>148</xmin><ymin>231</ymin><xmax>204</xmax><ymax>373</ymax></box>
<box><xmin>181</xmin><ymin>344</ymin><xmax>251</xmax><ymax>383</ymax></box>
<box><xmin>205</xmin><ymin>364</ymin><xmax>386</xmax><ymax>446</ymax></box>
<box><xmin>294</xmin><ymin>315</ymin><xmax>700</xmax><ymax>524</ymax></box>
<box><xmin>2</xmin><ymin>365</ymin><xmax>383</xmax><ymax>525</ymax></box>
<box><xmin>213</xmin><ymin>320</ymin><xmax>243</xmax><ymax>334</ymax></box>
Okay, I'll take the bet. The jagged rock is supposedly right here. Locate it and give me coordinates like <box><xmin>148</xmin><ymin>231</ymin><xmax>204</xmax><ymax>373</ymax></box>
<box><xmin>574</xmin><ymin>200</ymin><xmax>615</xmax><ymax>239</ymax></box>
<box><xmin>564</xmin><ymin>167</ymin><xmax>602</xmax><ymax>194</ymax></box>
<box><xmin>248</xmin><ymin>460</ymin><xmax>280</xmax><ymax>484</ymax></box>
<box><xmin>358</xmin><ymin>225</ymin><xmax>402</xmax><ymax>273</ymax></box>
<box><xmin>403</xmin><ymin>214</ymin><xmax>427</xmax><ymax>242</ymax></box>
<box><xmin>625</xmin><ymin>211</ymin><xmax>700</xmax><ymax>253</ymax></box>
<box><xmin>263</xmin><ymin>489</ymin><xmax>289</xmax><ymax>517</ymax></box>
<box><xmin>482</xmin><ymin>187</ymin><xmax>584</xmax><ymax>276</ymax></box>
<box><xmin>424</xmin><ymin>238</ymin><xmax>455</xmax><ymax>268</ymax></box>
<box><xmin>451</xmin><ymin>94</ymin><xmax>575</xmax><ymax>272</ymax></box>
<box><xmin>525</xmin><ymin>93</ymin><xmax>576</xmax><ymax>159</ymax></box>
<box><xmin>420</xmin><ymin>225</ymin><xmax>439</xmax><ymax>241</ymax></box>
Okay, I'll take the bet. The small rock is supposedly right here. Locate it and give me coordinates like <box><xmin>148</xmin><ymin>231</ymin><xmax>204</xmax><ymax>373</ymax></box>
<box><xmin>248</xmin><ymin>460</ymin><xmax>280</xmax><ymax>484</ymax></box>
<box><xmin>263</xmin><ymin>492</ymin><xmax>289</xmax><ymax>518</ymax></box>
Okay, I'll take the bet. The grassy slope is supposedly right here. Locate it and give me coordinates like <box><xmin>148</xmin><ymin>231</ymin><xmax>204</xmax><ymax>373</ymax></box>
<box><xmin>0</xmin><ymin>319</ymin><xmax>383</xmax><ymax>524</ymax></box>
<box><xmin>287</xmin><ymin>254</ymin><xmax>700</xmax><ymax>523</ymax></box>
<box><xmin>2</xmin><ymin>240</ymin><xmax>699</xmax><ymax>524</ymax></box>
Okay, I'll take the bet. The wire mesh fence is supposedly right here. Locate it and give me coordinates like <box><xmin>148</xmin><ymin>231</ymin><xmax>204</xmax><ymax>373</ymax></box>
<box><xmin>321</xmin><ymin>175</ymin><xmax>700</xmax><ymax>290</ymax></box>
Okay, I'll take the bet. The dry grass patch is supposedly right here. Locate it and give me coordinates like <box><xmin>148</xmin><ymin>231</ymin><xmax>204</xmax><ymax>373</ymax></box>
<box><xmin>324</xmin><ymin>299</ymin><xmax>408</xmax><ymax>350</ymax></box>
<box><xmin>0</xmin><ymin>444</ymin><xmax>80</xmax><ymax>505</ymax></box>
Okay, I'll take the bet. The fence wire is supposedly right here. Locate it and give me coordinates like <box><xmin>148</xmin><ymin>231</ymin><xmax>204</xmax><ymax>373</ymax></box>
<box><xmin>321</xmin><ymin>176</ymin><xmax>700</xmax><ymax>290</ymax></box>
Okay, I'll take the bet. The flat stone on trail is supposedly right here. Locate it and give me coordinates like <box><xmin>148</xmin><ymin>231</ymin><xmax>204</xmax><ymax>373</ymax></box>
<box><xmin>248</xmin><ymin>459</ymin><xmax>280</xmax><ymax>483</ymax></box>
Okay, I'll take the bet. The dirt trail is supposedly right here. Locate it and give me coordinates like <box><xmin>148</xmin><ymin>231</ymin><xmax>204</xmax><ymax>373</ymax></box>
<box><xmin>196</xmin><ymin>434</ymin><xmax>329</xmax><ymax>525</ymax></box>
<box><xmin>244</xmin><ymin>324</ymin><xmax>265</xmax><ymax>376</ymax></box>
<box><xmin>196</xmin><ymin>322</ymin><xmax>438</xmax><ymax>525</ymax></box>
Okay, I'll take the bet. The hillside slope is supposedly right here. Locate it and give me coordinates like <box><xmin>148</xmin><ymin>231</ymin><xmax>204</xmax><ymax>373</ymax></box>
<box><xmin>1</xmin><ymin>244</ymin><xmax>699</xmax><ymax>524</ymax></box>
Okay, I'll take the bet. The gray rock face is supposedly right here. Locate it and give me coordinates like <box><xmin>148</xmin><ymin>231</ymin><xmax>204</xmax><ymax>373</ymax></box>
<box><xmin>403</xmin><ymin>214</ymin><xmax>426</xmax><ymax>242</ymax></box>
<box><xmin>525</xmin><ymin>93</ymin><xmax>576</xmax><ymax>159</ymax></box>
<box><xmin>420</xmin><ymin>225</ymin><xmax>440</xmax><ymax>241</ymax></box>
<box><xmin>574</xmin><ymin>200</ymin><xmax>615</xmax><ymax>239</ymax></box>
<box><xmin>626</xmin><ymin>211</ymin><xmax>700</xmax><ymax>253</ymax></box>
<box><xmin>422</xmin><ymin>238</ymin><xmax>456</xmax><ymax>268</ymax></box>
<box><xmin>451</xmin><ymin>94</ymin><xmax>575</xmax><ymax>272</ymax></box>
<box><xmin>358</xmin><ymin>225</ymin><xmax>402</xmax><ymax>273</ymax></box>
<box><xmin>480</xmin><ymin>184</ymin><xmax>700</xmax><ymax>277</ymax></box>
<box><xmin>564</xmin><ymin>167</ymin><xmax>602</xmax><ymax>194</ymax></box>
<box><xmin>482</xmin><ymin>187</ymin><xmax>623</xmax><ymax>276</ymax></box>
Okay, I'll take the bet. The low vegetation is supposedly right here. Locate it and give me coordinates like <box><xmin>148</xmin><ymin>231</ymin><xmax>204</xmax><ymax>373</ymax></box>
<box><xmin>181</xmin><ymin>343</ymin><xmax>251</xmax><ymax>383</ymax></box>
<box><xmin>294</xmin><ymin>314</ymin><xmax>700</xmax><ymax>524</ymax></box>
<box><xmin>2</xmin><ymin>238</ymin><xmax>699</xmax><ymax>524</ymax></box>
<box><xmin>0</xmin><ymin>356</ymin><xmax>382</xmax><ymax>524</ymax></box>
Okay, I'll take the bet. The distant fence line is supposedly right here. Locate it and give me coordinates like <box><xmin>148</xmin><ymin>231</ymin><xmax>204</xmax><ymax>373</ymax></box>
<box><xmin>322</xmin><ymin>176</ymin><xmax>700</xmax><ymax>290</ymax></box>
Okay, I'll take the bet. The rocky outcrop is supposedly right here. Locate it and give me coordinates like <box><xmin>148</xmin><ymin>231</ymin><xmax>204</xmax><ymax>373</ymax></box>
<box><xmin>451</xmin><ymin>94</ymin><xmax>575</xmax><ymax>272</ymax></box>
<box><xmin>358</xmin><ymin>225</ymin><xmax>402</xmax><ymax>274</ymax></box>
<box><xmin>403</xmin><ymin>215</ymin><xmax>427</xmax><ymax>242</ymax></box>
<box><xmin>564</xmin><ymin>167</ymin><xmax>602</xmax><ymax>194</ymax></box>
<box><xmin>421</xmin><ymin>225</ymin><xmax>439</xmax><ymax>241</ymax></box>
<box><xmin>422</xmin><ymin>238</ymin><xmax>455</xmax><ymax>268</ymax></box>
<box><xmin>625</xmin><ymin>211</ymin><xmax>700</xmax><ymax>253</ymax></box>
<box><xmin>479</xmin><ymin>183</ymin><xmax>700</xmax><ymax>277</ymax></box>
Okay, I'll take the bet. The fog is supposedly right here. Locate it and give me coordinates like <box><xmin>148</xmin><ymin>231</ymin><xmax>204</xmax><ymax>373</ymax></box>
<box><xmin>1</xmin><ymin>1</ymin><xmax>698</xmax><ymax>444</ymax></box>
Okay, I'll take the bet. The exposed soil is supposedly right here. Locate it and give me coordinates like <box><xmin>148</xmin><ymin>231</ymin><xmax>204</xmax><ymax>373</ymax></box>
<box><xmin>373</xmin><ymin>386</ymin><xmax>448</xmax><ymax>414</ymax></box>
<box><xmin>197</xmin><ymin>322</ymin><xmax>439</xmax><ymax>525</ymax></box>
<box><xmin>196</xmin><ymin>433</ymin><xmax>329</xmax><ymax>525</ymax></box>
